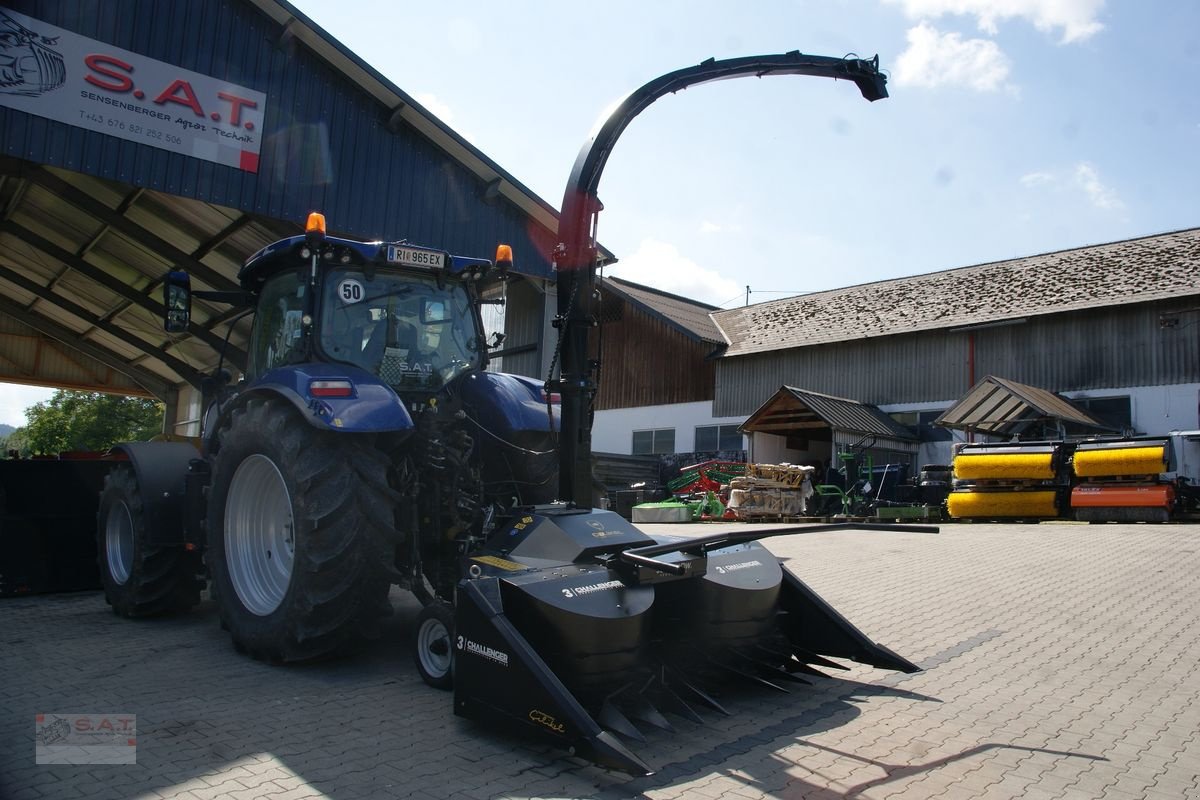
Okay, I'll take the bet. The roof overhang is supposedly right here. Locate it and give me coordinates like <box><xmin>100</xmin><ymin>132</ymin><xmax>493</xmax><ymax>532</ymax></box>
<box><xmin>740</xmin><ymin>385</ymin><xmax>917</xmax><ymax>442</ymax></box>
<box><xmin>0</xmin><ymin>157</ymin><xmax>293</xmax><ymax>399</ymax></box>
<box><xmin>934</xmin><ymin>375</ymin><xmax>1118</xmax><ymax>438</ymax></box>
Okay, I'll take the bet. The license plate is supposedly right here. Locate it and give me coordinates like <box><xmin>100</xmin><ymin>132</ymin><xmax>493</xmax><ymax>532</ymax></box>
<box><xmin>388</xmin><ymin>246</ymin><xmax>445</xmax><ymax>269</ymax></box>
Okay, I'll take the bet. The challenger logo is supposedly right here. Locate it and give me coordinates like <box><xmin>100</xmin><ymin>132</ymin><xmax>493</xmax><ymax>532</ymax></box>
<box><xmin>529</xmin><ymin>710</ymin><xmax>566</xmax><ymax>734</ymax></box>
<box><xmin>714</xmin><ymin>560</ymin><xmax>764</xmax><ymax>574</ymax></box>
<box><xmin>586</xmin><ymin>519</ymin><xmax>621</xmax><ymax>538</ymax></box>
<box><xmin>455</xmin><ymin>636</ymin><xmax>509</xmax><ymax>667</ymax></box>
<box><xmin>560</xmin><ymin>579</ymin><xmax>623</xmax><ymax>599</ymax></box>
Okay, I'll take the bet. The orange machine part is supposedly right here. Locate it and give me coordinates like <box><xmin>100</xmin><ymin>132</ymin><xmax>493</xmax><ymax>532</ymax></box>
<box><xmin>1070</xmin><ymin>484</ymin><xmax>1174</xmax><ymax>509</ymax></box>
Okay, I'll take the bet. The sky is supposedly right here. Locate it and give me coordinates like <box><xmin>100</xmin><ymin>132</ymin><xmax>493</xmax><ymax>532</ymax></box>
<box><xmin>281</xmin><ymin>0</ymin><xmax>1198</xmax><ymax>309</ymax></box>
<box><xmin>2</xmin><ymin>0</ymin><xmax>1198</xmax><ymax>426</ymax></box>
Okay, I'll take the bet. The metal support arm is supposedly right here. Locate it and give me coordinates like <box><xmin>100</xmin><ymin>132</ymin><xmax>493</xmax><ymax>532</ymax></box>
<box><xmin>552</xmin><ymin>52</ymin><xmax>888</xmax><ymax>507</ymax></box>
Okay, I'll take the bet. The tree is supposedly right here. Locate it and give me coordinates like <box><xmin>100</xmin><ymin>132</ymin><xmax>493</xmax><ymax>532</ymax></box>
<box><xmin>18</xmin><ymin>391</ymin><xmax>163</xmax><ymax>455</ymax></box>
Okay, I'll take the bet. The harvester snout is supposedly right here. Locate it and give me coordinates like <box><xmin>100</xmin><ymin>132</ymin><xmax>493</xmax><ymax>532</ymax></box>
<box><xmin>449</xmin><ymin>510</ymin><xmax>932</xmax><ymax>775</ymax></box>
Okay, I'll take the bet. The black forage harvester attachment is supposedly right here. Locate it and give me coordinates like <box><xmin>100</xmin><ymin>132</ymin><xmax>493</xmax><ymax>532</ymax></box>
<box><xmin>452</xmin><ymin>516</ymin><xmax>929</xmax><ymax>775</ymax></box>
<box><xmin>448</xmin><ymin>51</ymin><xmax>930</xmax><ymax>776</ymax></box>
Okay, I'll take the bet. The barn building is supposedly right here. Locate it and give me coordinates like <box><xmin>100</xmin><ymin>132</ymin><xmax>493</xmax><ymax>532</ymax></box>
<box><xmin>589</xmin><ymin>276</ymin><xmax>746</xmax><ymax>459</ymax></box>
<box><xmin>710</xmin><ymin>227</ymin><xmax>1200</xmax><ymax>471</ymax></box>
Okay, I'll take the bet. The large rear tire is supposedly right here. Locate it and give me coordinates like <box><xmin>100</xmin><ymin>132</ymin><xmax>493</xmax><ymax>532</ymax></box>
<box><xmin>207</xmin><ymin>398</ymin><xmax>399</xmax><ymax>662</ymax></box>
<box><xmin>96</xmin><ymin>466</ymin><xmax>204</xmax><ymax>616</ymax></box>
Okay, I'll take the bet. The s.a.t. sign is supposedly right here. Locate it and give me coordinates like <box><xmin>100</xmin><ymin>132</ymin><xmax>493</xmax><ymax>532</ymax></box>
<box><xmin>0</xmin><ymin>6</ymin><xmax>266</xmax><ymax>172</ymax></box>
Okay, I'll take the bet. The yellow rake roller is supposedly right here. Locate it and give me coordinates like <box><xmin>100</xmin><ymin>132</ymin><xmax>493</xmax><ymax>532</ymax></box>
<box><xmin>1072</xmin><ymin>440</ymin><xmax>1168</xmax><ymax>478</ymax></box>
<box><xmin>948</xmin><ymin>489</ymin><xmax>1059</xmax><ymax>519</ymax></box>
<box><xmin>952</xmin><ymin>444</ymin><xmax>1060</xmax><ymax>481</ymax></box>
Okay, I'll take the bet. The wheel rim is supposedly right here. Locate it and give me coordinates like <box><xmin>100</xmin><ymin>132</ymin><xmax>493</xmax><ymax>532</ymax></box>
<box><xmin>417</xmin><ymin>615</ymin><xmax>452</xmax><ymax>680</ymax></box>
<box><xmin>105</xmin><ymin>500</ymin><xmax>134</xmax><ymax>586</ymax></box>
<box><xmin>225</xmin><ymin>454</ymin><xmax>295</xmax><ymax>616</ymax></box>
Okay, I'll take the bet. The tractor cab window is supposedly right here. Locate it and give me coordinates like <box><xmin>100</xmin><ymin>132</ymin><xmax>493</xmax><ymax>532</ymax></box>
<box><xmin>319</xmin><ymin>268</ymin><xmax>481</xmax><ymax>389</ymax></box>
<box><xmin>249</xmin><ymin>271</ymin><xmax>306</xmax><ymax>377</ymax></box>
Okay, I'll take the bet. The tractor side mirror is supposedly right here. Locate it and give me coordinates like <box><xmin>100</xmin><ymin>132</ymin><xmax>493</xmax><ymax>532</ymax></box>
<box><xmin>163</xmin><ymin>270</ymin><xmax>191</xmax><ymax>332</ymax></box>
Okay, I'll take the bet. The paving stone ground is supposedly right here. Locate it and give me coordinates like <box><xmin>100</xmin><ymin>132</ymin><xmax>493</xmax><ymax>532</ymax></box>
<box><xmin>2</xmin><ymin>521</ymin><xmax>1198</xmax><ymax>799</ymax></box>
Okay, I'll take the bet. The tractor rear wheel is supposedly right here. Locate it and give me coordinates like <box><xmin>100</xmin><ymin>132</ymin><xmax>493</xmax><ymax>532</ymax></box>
<box><xmin>96</xmin><ymin>466</ymin><xmax>204</xmax><ymax>616</ymax></box>
<box><xmin>207</xmin><ymin>398</ymin><xmax>399</xmax><ymax>662</ymax></box>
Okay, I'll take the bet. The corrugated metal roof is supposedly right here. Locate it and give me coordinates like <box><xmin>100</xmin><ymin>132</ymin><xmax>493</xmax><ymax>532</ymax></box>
<box><xmin>934</xmin><ymin>375</ymin><xmax>1115</xmax><ymax>437</ymax></box>
<box><xmin>740</xmin><ymin>385</ymin><xmax>916</xmax><ymax>441</ymax></box>
<box><xmin>712</xmin><ymin>228</ymin><xmax>1200</xmax><ymax>358</ymax></box>
<box><xmin>0</xmin><ymin>164</ymin><xmax>283</xmax><ymax>395</ymax></box>
<box><xmin>602</xmin><ymin>277</ymin><xmax>724</xmax><ymax>345</ymax></box>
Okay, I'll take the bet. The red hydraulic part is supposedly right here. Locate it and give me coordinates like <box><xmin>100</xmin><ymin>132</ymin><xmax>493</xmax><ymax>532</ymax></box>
<box><xmin>1070</xmin><ymin>484</ymin><xmax>1174</xmax><ymax>509</ymax></box>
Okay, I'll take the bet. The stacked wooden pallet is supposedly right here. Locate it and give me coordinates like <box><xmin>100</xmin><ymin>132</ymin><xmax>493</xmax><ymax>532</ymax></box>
<box><xmin>728</xmin><ymin>463</ymin><xmax>815</xmax><ymax>519</ymax></box>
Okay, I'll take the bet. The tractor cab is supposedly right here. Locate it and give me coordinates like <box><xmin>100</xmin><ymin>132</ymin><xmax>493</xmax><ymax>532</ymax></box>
<box><xmin>252</xmin><ymin>256</ymin><xmax>483</xmax><ymax>391</ymax></box>
<box><xmin>164</xmin><ymin>212</ymin><xmax>505</xmax><ymax>395</ymax></box>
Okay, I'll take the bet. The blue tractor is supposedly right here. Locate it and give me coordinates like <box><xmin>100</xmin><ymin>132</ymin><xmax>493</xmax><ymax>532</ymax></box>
<box><xmin>97</xmin><ymin>212</ymin><xmax>559</xmax><ymax>667</ymax></box>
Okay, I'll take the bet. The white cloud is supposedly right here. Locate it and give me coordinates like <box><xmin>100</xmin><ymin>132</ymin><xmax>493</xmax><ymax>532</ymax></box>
<box><xmin>1018</xmin><ymin>162</ymin><xmax>1124</xmax><ymax>211</ymax></box>
<box><xmin>1019</xmin><ymin>171</ymin><xmax>1055</xmax><ymax>187</ymax></box>
<box><xmin>1073</xmin><ymin>162</ymin><xmax>1124</xmax><ymax>210</ymax></box>
<box><xmin>604</xmin><ymin>239</ymin><xmax>740</xmax><ymax>307</ymax></box>
<box><xmin>883</xmin><ymin>0</ymin><xmax>1105</xmax><ymax>43</ymax></box>
<box><xmin>699</xmin><ymin>220</ymin><xmax>743</xmax><ymax>235</ymax></box>
<box><xmin>894</xmin><ymin>23</ymin><xmax>1014</xmax><ymax>92</ymax></box>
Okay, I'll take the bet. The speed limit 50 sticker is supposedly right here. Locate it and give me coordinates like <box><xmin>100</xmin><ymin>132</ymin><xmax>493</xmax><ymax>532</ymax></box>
<box><xmin>337</xmin><ymin>279</ymin><xmax>364</xmax><ymax>304</ymax></box>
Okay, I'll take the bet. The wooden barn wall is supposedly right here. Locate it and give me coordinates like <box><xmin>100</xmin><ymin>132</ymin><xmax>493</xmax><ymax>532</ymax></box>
<box><xmin>593</xmin><ymin>301</ymin><xmax>714</xmax><ymax>410</ymax></box>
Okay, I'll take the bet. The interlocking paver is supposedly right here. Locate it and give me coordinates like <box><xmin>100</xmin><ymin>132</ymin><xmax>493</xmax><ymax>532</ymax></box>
<box><xmin>4</xmin><ymin>522</ymin><xmax>1200</xmax><ymax>799</ymax></box>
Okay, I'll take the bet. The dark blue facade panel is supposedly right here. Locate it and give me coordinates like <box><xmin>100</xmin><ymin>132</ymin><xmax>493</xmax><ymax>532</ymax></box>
<box><xmin>0</xmin><ymin>0</ymin><xmax>555</xmax><ymax>276</ymax></box>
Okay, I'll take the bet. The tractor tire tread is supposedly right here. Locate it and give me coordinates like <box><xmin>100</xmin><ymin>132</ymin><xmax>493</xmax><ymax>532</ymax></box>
<box><xmin>209</xmin><ymin>398</ymin><xmax>400</xmax><ymax>663</ymax></box>
<box><xmin>96</xmin><ymin>466</ymin><xmax>204</xmax><ymax>617</ymax></box>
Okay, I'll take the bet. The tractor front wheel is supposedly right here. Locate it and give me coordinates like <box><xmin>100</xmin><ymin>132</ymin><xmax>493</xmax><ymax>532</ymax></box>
<box><xmin>413</xmin><ymin>602</ymin><xmax>455</xmax><ymax>689</ymax></box>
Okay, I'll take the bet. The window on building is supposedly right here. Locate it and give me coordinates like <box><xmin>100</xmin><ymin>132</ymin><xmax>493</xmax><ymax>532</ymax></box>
<box><xmin>632</xmin><ymin>428</ymin><xmax>675</xmax><ymax>455</ymax></box>
<box><xmin>695</xmin><ymin>424</ymin><xmax>743</xmax><ymax>452</ymax></box>
<box><xmin>1071</xmin><ymin>396</ymin><xmax>1133</xmax><ymax>434</ymax></box>
<box><xmin>889</xmin><ymin>410</ymin><xmax>952</xmax><ymax>442</ymax></box>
